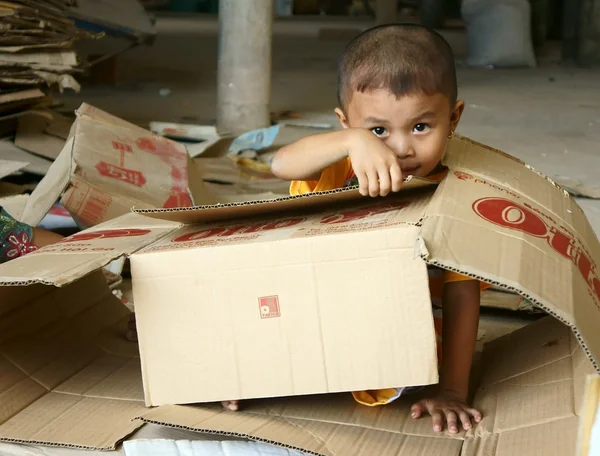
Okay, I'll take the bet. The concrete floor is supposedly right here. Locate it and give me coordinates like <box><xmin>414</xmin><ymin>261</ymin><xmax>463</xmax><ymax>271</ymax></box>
<box><xmin>8</xmin><ymin>14</ymin><xmax>595</xmax><ymax>456</ymax></box>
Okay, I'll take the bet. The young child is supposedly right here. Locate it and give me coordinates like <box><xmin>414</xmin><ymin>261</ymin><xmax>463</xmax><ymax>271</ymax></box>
<box><xmin>269</xmin><ymin>23</ymin><xmax>484</xmax><ymax>434</ymax></box>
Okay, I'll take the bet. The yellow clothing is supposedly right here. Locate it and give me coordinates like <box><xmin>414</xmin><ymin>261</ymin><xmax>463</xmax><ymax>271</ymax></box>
<box><xmin>291</xmin><ymin>158</ymin><xmax>488</xmax><ymax>406</ymax></box>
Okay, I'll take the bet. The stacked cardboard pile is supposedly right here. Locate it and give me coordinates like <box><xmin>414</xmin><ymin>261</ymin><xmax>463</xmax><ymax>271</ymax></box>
<box><xmin>0</xmin><ymin>1</ymin><xmax>97</xmax><ymax>200</ymax></box>
<box><xmin>0</xmin><ymin>0</ymin><xmax>85</xmax><ymax>114</ymax></box>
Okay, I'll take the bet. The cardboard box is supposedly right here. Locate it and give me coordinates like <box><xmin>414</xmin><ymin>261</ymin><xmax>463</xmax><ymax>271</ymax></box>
<box><xmin>0</xmin><ymin>136</ymin><xmax>599</xmax><ymax>455</ymax></box>
<box><xmin>20</xmin><ymin>103</ymin><xmax>216</xmax><ymax>228</ymax></box>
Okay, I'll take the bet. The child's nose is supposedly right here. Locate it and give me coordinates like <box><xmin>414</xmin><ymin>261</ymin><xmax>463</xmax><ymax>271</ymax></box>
<box><xmin>387</xmin><ymin>135</ymin><xmax>414</xmax><ymax>158</ymax></box>
<box><xmin>389</xmin><ymin>137</ymin><xmax>414</xmax><ymax>158</ymax></box>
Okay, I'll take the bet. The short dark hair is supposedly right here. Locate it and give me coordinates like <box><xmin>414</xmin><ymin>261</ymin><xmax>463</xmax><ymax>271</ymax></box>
<box><xmin>337</xmin><ymin>24</ymin><xmax>457</xmax><ymax>110</ymax></box>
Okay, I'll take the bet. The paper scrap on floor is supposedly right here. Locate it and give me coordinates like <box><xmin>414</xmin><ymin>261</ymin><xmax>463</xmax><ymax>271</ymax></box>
<box><xmin>124</xmin><ymin>440</ymin><xmax>307</xmax><ymax>456</ymax></box>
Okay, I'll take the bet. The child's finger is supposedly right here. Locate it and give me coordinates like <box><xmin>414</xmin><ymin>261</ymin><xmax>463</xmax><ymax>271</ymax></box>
<box><xmin>467</xmin><ymin>407</ymin><xmax>483</xmax><ymax>423</ymax></box>
<box><xmin>356</xmin><ymin>171</ymin><xmax>369</xmax><ymax>196</ymax></box>
<box><xmin>377</xmin><ymin>168</ymin><xmax>391</xmax><ymax>196</ymax></box>
<box><xmin>410</xmin><ymin>402</ymin><xmax>425</xmax><ymax>419</ymax></box>
<box><xmin>367</xmin><ymin>170</ymin><xmax>380</xmax><ymax>197</ymax></box>
<box><xmin>445</xmin><ymin>411</ymin><xmax>459</xmax><ymax>434</ymax></box>
<box><xmin>459</xmin><ymin>411</ymin><xmax>472</xmax><ymax>430</ymax></box>
<box><xmin>389</xmin><ymin>162</ymin><xmax>402</xmax><ymax>192</ymax></box>
<box><xmin>431</xmin><ymin>411</ymin><xmax>444</xmax><ymax>432</ymax></box>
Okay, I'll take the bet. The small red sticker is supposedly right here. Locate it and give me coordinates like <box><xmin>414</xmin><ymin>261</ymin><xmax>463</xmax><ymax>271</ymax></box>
<box><xmin>258</xmin><ymin>296</ymin><xmax>280</xmax><ymax>319</ymax></box>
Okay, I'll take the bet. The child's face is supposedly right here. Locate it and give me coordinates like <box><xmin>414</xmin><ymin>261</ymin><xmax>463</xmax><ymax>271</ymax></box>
<box><xmin>335</xmin><ymin>89</ymin><xmax>464</xmax><ymax>178</ymax></box>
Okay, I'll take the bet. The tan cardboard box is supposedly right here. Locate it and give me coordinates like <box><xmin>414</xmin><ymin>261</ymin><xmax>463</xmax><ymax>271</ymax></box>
<box><xmin>19</xmin><ymin>103</ymin><xmax>216</xmax><ymax>228</ymax></box>
<box><xmin>0</xmin><ymin>136</ymin><xmax>598</xmax><ymax>455</ymax></box>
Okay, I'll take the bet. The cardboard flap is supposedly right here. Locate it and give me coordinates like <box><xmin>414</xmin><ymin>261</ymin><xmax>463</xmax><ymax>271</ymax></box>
<box><xmin>424</xmin><ymin>139</ymin><xmax>600</xmax><ymax>372</ymax></box>
<box><xmin>135</xmin><ymin>177</ymin><xmax>437</xmax><ymax>225</ymax></box>
<box><xmin>0</xmin><ymin>213</ymin><xmax>181</xmax><ymax>287</ymax></box>
<box><xmin>0</xmin><ymin>271</ymin><xmax>146</xmax><ymax>450</ymax></box>
<box><xmin>21</xmin><ymin>137</ymin><xmax>74</xmax><ymax>226</ymax></box>
<box><xmin>443</xmin><ymin>136</ymin><xmax>595</xmax><ymax>249</ymax></box>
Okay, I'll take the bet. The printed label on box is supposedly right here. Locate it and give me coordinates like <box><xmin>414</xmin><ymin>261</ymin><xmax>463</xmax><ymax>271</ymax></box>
<box><xmin>259</xmin><ymin>296</ymin><xmax>280</xmax><ymax>319</ymax></box>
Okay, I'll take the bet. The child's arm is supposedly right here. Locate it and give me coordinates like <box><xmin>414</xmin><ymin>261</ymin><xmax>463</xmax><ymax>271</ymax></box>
<box><xmin>272</xmin><ymin>128</ymin><xmax>403</xmax><ymax>197</ymax></box>
<box><xmin>272</xmin><ymin>130</ymin><xmax>353</xmax><ymax>181</ymax></box>
<box><xmin>440</xmin><ymin>280</ymin><xmax>480</xmax><ymax>401</ymax></box>
<box><xmin>411</xmin><ymin>280</ymin><xmax>483</xmax><ymax>433</ymax></box>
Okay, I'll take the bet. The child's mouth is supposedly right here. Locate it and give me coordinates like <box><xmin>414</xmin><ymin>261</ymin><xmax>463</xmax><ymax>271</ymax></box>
<box><xmin>402</xmin><ymin>167</ymin><xmax>419</xmax><ymax>178</ymax></box>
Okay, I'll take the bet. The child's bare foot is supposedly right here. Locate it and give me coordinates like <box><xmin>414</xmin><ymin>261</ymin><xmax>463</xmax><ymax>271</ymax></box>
<box><xmin>221</xmin><ymin>400</ymin><xmax>240</xmax><ymax>411</ymax></box>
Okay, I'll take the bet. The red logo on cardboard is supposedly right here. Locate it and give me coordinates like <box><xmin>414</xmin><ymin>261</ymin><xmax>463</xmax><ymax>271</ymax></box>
<box><xmin>473</xmin><ymin>197</ymin><xmax>600</xmax><ymax>304</ymax></box>
<box><xmin>259</xmin><ymin>296</ymin><xmax>280</xmax><ymax>319</ymax></box>
<box><xmin>59</xmin><ymin>228</ymin><xmax>151</xmax><ymax>243</ymax></box>
<box><xmin>96</xmin><ymin>161</ymin><xmax>147</xmax><ymax>187</ymax></box>
<box><xmin>454</xmin><ymin>171</ymin><xmax>473</xmax><ymax>180</ymax></box>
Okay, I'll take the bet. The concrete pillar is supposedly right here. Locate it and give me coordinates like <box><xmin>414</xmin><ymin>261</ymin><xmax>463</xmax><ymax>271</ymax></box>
<box><xmin>376</xmin><ymin>0</ymin><xmax>397</xmax><ymax>25</ymax></box>
<box><xmin>217</xmin><ymin>0</ymin><xmax>272</xmax><ymax>135</ymax></box>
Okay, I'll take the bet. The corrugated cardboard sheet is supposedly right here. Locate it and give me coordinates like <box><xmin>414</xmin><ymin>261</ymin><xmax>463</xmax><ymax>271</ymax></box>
<box><xmin>0</xmin><ymin>136</ymin><xmax>598</xmax><ymax>455</ymax></box>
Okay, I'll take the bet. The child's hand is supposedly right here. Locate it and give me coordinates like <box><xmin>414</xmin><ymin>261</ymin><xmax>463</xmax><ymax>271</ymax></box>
<box><xmin>347</xmin><ymin>129</ymin><xmax>403</xmax><ymax>197</ymax></box>
<box><xmin>410</xmin><ymin>394</ymin><xmax>482</xmax><ymax>434</ymax></box>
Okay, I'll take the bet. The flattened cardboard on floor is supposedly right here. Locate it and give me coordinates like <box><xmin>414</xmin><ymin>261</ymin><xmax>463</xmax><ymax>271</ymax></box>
<box><xmin>138</xmin><ymin>317</ymin><xmax>593</xmax><ymax>456</ymax></box>
<box><xmin>0</xmin><ymin>136</ymin><xmax>599</xmax><ymax>455</ymax></box>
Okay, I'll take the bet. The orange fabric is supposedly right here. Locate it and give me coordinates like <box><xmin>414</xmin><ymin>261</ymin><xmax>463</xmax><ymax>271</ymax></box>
<box><xmin>289</xmin><ymin>158</ymin><xmax>353</xmax><ymax>195</ymax></box>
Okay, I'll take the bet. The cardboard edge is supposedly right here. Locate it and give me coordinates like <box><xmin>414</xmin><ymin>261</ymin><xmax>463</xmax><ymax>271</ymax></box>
<box><xmin>0</xmin><ymin>438</ymin><xmax>119</xmax><ymax>452</ymax></box>
<box><xmin>134</xmin><ymin>177</ymin><xmax>438</xmax><ymax>225</ymax></box>
<box><xmin>137</xmin><ymin>177</ymin><xmax>434</xmax><ymax>213</ymax></box>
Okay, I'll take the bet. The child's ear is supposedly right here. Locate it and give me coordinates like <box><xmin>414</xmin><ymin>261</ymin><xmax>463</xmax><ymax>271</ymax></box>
<box><xmin>335</xmin><ymin>108</ymin><xmax>350</xmax><ymax>129</ymax></box>
<box><xmin>450</xmin><ymin>100</ymin><xmax>465</xmax><ymax>133</ymax></box>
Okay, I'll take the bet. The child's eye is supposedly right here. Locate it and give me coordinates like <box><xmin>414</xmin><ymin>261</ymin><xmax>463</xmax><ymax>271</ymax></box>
<box><xmin>413</xmin><ymin>123</ymin><xmax>430</xmax><ymax>133</ymax></box>
<box><xmin>371</xmin><ymin>127</ymin><xmax>388</xmax><ymax>137</ymax></box>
